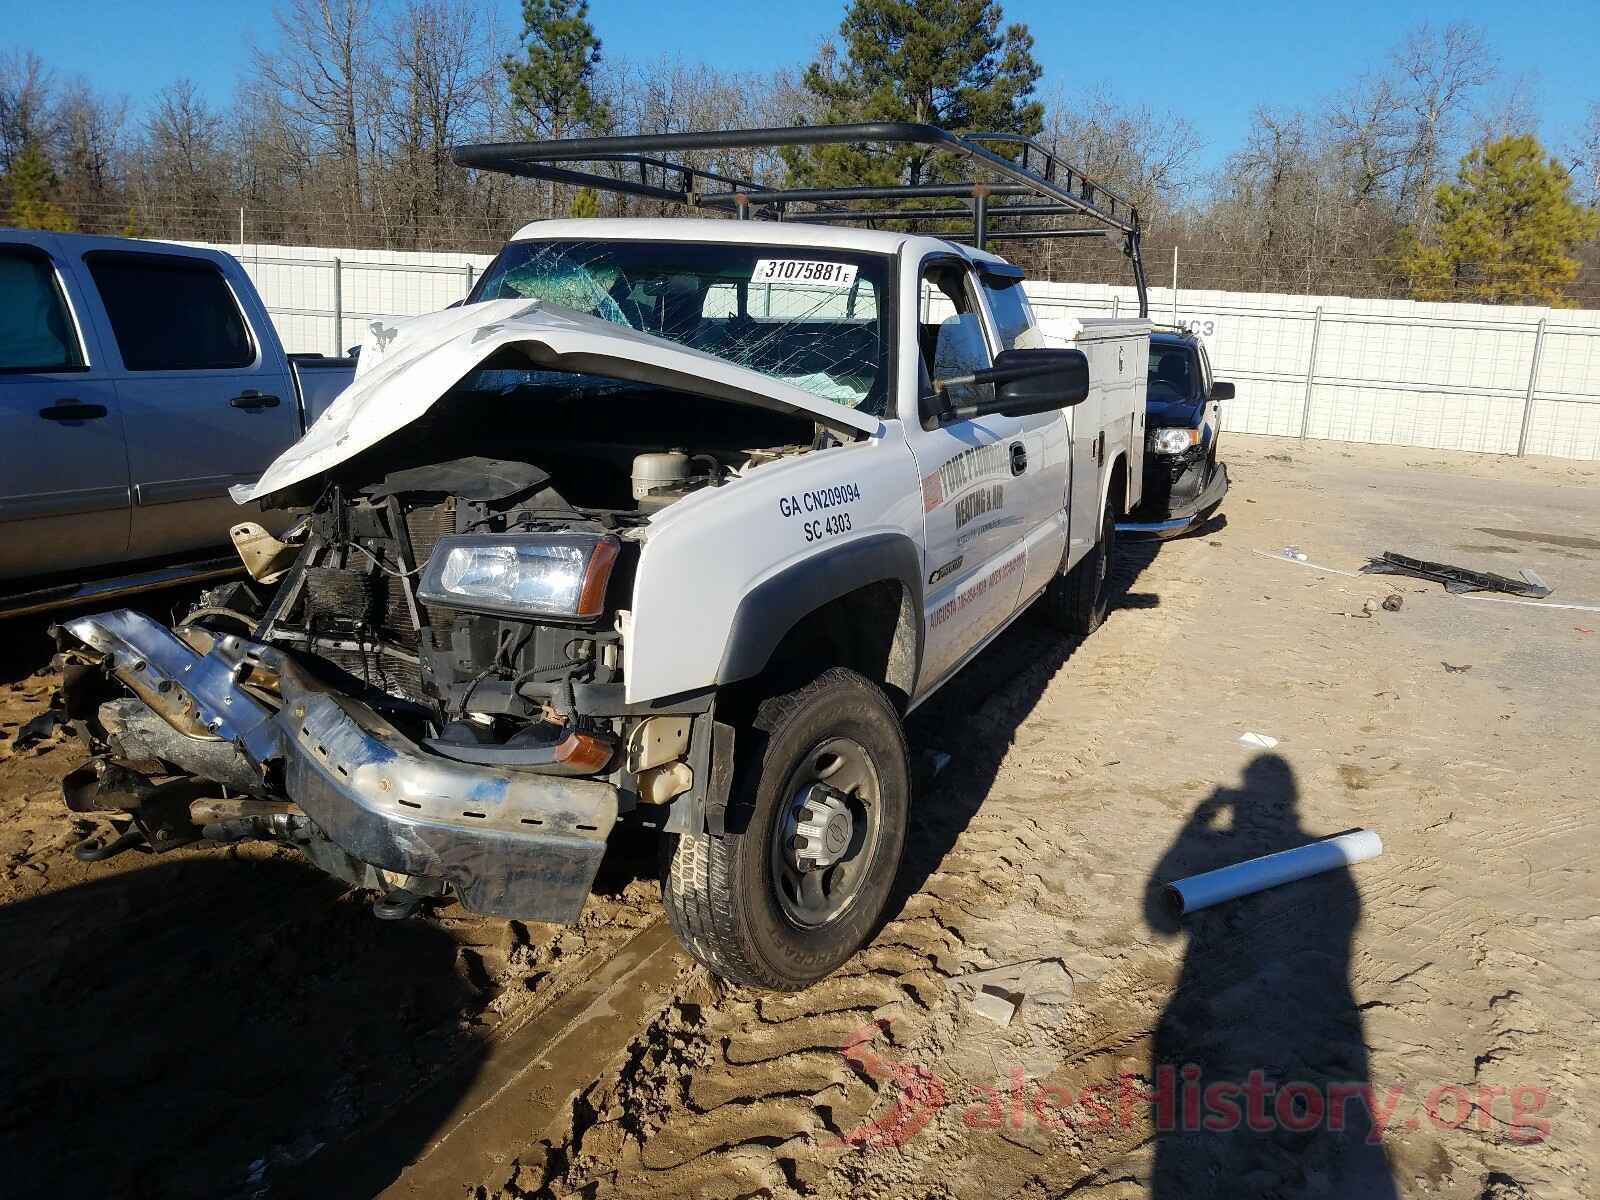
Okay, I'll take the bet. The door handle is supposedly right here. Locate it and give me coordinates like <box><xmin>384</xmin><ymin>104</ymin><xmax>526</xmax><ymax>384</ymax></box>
<box><xmin>38</xmin><ymin>401</ymin><xmax>108</xmax><ymax>421</ymax></box>
<box><xmin>1010</xmin><ymin>441</ymin><xmax>1027</xmax><ymax>476</ymax></box>
<box><xmin>230</xmin><ymin>390</ymin><xmax>281</xmax><ymax>410</ymax></box>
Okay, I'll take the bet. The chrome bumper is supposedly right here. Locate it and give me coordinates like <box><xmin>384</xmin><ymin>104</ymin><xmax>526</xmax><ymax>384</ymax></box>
<box><xmin>57</xmin><ymin>610</ymin><xmax>619</xmax><ymax>923</ymax></box>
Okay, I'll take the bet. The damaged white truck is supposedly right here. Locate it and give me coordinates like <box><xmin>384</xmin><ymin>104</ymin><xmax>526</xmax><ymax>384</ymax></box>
<box><xmin>53</xmin><ymin>125</ymin><xmax>1153</xmax><ymax>989</ymax></box>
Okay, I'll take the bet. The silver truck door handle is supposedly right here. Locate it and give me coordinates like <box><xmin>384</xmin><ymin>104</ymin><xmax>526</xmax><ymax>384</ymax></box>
<box><xmin>38</xmin><ymin>400</ymin><xmax>108</xmax><ymax>421</ymax></box>
<box><xmin>230</xmin><ymin>390</ymin><xmax>281</xmax><ymax>410</ymax></box>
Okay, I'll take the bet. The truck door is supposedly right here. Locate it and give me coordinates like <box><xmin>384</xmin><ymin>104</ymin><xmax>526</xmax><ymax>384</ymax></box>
<box><xmin>975</xmin><ymin>269</ymin><xmax>1070</xmax><ymax>603</ymax></box>
<box><xmin>902</xmin><ymin>257</ymin><xmax>1026</xmax><ymax>695</ymax></box>
<box><xmin>79</xmin><ymin>249</ymin><xmax>299</xmax><ymax>561</ymax></box>
<box><xmin>0</xmin><ymin>240</ymin><xmax>129</xmax><ymax>580</ymax></box>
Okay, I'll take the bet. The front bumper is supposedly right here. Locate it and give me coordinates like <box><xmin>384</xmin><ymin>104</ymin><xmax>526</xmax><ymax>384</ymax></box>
<box><xmin>1119</xmin><ymin>459</ymin><xmax>1229</xmax><ymax>538</ymax></box>
<box><xmin>57</xmin><ymin>610</ymin><xmax>618</xmax><ymax>923</ymax></box>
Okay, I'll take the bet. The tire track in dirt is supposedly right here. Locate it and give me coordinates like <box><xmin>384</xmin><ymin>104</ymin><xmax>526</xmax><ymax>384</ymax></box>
<box><xmin>484</xmin><ymin>543</ymin><xmax>1210</xmax><ymax>1199</ymax></box>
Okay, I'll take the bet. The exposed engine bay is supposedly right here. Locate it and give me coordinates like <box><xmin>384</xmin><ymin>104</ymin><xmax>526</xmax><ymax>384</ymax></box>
<box><xmin>55</xmin><ymin>370</ymin><xmax>817</xmax><ymax>917</ymax></box>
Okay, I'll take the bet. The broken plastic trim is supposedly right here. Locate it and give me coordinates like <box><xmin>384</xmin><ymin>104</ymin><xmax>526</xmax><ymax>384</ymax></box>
<box><xmin>1361</xmin><ymin>552</ymin><xmax>1552</xmax><ymax>598</ymax></box>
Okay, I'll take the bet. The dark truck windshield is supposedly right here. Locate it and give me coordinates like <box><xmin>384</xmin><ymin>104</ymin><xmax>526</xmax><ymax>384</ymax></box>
<box><xmin>471</xmin><ymin>240</ymin><xmax>892</xmax><ymax>415</ymax></box>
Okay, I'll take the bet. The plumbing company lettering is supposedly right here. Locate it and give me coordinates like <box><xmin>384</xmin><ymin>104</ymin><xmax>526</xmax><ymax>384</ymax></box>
<box><xmin>954</xmin><ymin>483</ymin><xmax>1004</xmax><ymax>530</ymax></box>
<box><xmin>922</xmin><ymin>442</ymin><xmax>1009</xmax><ymax>513</ymax></box>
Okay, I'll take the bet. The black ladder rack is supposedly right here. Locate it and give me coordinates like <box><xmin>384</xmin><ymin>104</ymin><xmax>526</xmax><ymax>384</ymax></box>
<box><xmin>451</xmin><ymin>122</ymin><xmax>1149</xmax><ymax>317</ymax></box>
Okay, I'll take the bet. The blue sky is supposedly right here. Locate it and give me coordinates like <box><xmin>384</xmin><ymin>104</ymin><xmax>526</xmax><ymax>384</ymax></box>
<box><xmin>11</xmin><ymin>0</ymin><xmax>1599</xmax><ymax>179</ymax></box>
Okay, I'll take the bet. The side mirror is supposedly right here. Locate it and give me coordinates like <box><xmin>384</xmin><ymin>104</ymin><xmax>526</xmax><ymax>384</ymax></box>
<box><xmin>1210</xmin><ymin>380</ymin><xmax>1235</xmax><ymax>401</ymax></box>
<box><xmin>933</xmin><ymin>348</ymin><xmax>1090</xmax><ymax>423</ymax></box>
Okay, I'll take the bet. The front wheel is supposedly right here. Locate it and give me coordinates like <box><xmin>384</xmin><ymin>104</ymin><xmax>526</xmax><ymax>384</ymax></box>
<box><xmin>662</xmin><ymin>667</ymin><xmax>910</xmax><ymax>990</ymax></box>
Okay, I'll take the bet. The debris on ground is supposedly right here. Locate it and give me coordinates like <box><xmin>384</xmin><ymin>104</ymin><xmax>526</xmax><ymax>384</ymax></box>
<box><xmin>1239</xmin><ymin>731</ymin><xmax>1280</xmax><ymax>749</ymax></box>
<box><xmin>13</xmin><ymin>710</ymin><xmax>65</xmax><ymax>750</ymax></box>
<box><xmin>970</xmin><ymin>986</ymin><xmax>1020</xmax><ymax>1026</ymax></box>
<box><xmin>1362</xmin><ymin>551</ymin><xmax>1553</xmax><ymax>598</ymax></box>
<box><xmin>1382</xmin><ymin>593</ymin><xmax>1405</xmax><ymax>612</ymax></box>
<box><xmin>956</xmin><ymin>958</ymin><xmax>1075</xmax><ymax>1027</ymax></box>
<box><xmin>1165</xmin><ymin>829</ymin><xmax>1385</xmax><ymax>915</ymax></box>
<box><xmin>1442</xmin><ymin>662</ymin><xmax>1473</xmax><ymax>674</ymax></box>
<box><xmin>1281</xmin><ymin>545</ymin><xmax>1309</xmax><ymax>561</ymax></box>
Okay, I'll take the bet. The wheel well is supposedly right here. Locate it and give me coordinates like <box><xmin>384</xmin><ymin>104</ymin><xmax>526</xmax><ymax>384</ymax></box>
<box><xmin>757</xmin><ymin>580</ymin><xmax>918</xmax><ymax>713</ymax></box>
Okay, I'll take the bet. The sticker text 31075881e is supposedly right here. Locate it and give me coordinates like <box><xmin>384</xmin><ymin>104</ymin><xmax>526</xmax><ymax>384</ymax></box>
<box><xmin>778</xmin><ymin>481</ymin><xmax>863</xmax><ymax>543</ymax></box>
<box><xmin>752</xmin><ymin>259</ymin><xmax>859</xmax><ymax>288</ymax></box>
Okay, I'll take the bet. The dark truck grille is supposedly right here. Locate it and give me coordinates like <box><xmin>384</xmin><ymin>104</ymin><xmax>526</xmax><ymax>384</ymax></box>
<box><xmin>283</xmin><ymin>500</ymin><xmax>460</xmax><ymax>701</ymax></box>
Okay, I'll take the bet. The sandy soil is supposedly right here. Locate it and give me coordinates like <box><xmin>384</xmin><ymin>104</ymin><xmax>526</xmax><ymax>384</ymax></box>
<box><xmin>2</xmin><ymin>435</ymin><xmax>1595</xmax><ymax>1199</ymax></box>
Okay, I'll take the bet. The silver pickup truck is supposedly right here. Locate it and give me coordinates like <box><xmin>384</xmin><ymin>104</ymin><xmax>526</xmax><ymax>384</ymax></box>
<box><xmin>0</xmin><ymin>231</ymin><xmax>354</xmax><ymax>616</ymax></box>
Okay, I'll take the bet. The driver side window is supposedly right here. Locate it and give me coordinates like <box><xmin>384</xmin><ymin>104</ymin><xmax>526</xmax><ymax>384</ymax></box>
<box><xmin>918</xmin><ymin>261</ymin><xmax>993</xmax><ymax>415</ymax></box>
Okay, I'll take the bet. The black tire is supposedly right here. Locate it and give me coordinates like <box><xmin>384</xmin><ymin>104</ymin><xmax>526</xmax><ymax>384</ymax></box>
<box><xmin>662</xmin><ymin>667</ymin><xmax>910</xmax><ymax>991</ymax></box>
<box><xmin>1041</xmin><ymin>496</ymin><xmax>1116</xmax><ymax>635</ymax></box>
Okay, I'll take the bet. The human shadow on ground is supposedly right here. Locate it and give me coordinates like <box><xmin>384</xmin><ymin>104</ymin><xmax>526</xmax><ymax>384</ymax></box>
<box><xmin>1143</xmin><ymin>754</ymin><xmax>1398</xmax><ymax>1199</ymax></box>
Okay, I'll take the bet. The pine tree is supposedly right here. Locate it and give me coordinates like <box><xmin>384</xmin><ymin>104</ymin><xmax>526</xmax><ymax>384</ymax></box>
<box><xmin>4</xmin><ymin>141</ymin><xmax>76</xmax><ymax>232</ymax></box>
<box><xmin>789</xmin><ymin>0</ymin><xmax>1044</xmax><ymax>191</ymax></box>
<box><xmin>503</xmin><ymin>0</ymin><xmax>608</xmax><ymax>140</ymax></box>
<box><xmin>1397</xmin><ymin>134</ymin><xmax>1600</xmax><ymax>305</ymax></box>
<box><xmin>568</xmin><ymin>185</ymin><xmax>600</xmax><ymax>218</ymax></box>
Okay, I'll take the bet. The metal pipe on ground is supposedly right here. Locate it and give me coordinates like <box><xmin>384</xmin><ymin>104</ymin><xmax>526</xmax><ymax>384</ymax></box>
<box><xmin>1165</xmin><ymin>829</ymin><xmax>1383</xmax><ymax>915</ymax></box>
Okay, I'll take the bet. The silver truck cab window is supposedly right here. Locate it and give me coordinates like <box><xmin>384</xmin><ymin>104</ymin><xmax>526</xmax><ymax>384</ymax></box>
<box><xmin>917</xmin><ymin>261</ymin><xmax>993</xmax><ymax>411</ymax></box>
<box><xmin>979</xmin><ymin>273</ymin><xmax>1044</xmax><ymax>351</ymax></box>
<box><xmin>0</xmin><ymin>248</ymin><xmax>84</xmax><ymax>372</ymax></box>
<box><xmin>84</xmin><ymin>252</ymin><xmax>255</xmax><ymax>372</ymax></box>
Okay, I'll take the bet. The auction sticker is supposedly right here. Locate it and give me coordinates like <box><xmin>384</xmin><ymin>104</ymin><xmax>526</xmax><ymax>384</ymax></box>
<box><xmin>753</xmin><ymin>259</ymin><xmax>859</xmax><ymax>288</ymax></box>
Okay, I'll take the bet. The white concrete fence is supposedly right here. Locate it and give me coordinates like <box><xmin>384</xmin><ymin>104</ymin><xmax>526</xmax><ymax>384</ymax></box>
<box><xmin>190</xmin><ymin>240</ymin><xmax>1600</xmax><ymax>462</ymax></box>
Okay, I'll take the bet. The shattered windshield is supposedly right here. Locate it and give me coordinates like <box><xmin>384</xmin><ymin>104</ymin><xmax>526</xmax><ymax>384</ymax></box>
<box><xmin>470</xmin><ymin>240</ymin><xmax>892</xmax><ymax>415</ymax></box>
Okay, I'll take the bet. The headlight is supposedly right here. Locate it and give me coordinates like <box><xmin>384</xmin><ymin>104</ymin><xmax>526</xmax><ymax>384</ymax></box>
<box><xmin>1150</xmin><ymin>427</ymin><xmax>1199</xmax><ymax>455</ymax></box>
<box><xmin>417</xmin><ymin>533</ymin><xmax>620</xmax><ymax>620</ymax></box>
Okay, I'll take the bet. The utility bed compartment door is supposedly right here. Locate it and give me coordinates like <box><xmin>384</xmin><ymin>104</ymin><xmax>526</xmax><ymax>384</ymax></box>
<box><xmin>1061</xmin><ymin>320</ymin><xmax>1149</xmax><ymax>571</ymax></box>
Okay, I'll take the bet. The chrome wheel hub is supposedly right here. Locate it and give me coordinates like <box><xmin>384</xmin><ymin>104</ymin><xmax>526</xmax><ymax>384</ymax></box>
<box><xmin>768</xmin><ymin>735</ymin><xmax>882</xmax><ymax>929</ymax></box>
<box><xmin>786</xmin><ymin>784</ymin><xmax>854</xmax><ymax>870</ymax></box>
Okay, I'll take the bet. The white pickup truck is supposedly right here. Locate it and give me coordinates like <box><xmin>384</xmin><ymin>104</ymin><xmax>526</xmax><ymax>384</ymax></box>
<box><xmin>53</xmin><ymin>127</ymin><xmax>1152</xmax><ymax>990</ymax></box>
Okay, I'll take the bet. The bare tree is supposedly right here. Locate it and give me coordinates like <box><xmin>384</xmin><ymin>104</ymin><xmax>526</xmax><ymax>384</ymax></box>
<box><xmin>253</xmin><ymin>0</ymin><xmax>378</xmax><ymax>232</ymax></box>
<box><xmin>54</xmin><ymin>82</ymin><xmax>128</xmax><ymax>231</ymax></box>
<box><xmin>0</xmin><ymin>49</ymin><xmax>57</xmax><ymax>171</ymax></box>
<box><xmin>131</xmin><ymin>79</ymin><xmax>231</xmax><ymax>239</ymax></box>
<box><xmin>1392</xmin><ymin>21</ymin><xmax>1497</xmax><ymax>229</ymax></box>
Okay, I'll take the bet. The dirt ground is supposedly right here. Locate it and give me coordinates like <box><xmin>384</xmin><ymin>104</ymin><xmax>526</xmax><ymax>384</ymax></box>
<box><xmin>1</xmin><ymin>434</ymin><xmax>1595</xmax><ymax>1199</ymax></box>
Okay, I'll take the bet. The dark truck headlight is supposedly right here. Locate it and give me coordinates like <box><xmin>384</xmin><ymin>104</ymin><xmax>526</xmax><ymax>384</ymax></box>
<box><xmin>1150</xmin><ymin>427</ymin><xmax>1200</xmax><ymax>456</ymax></box>
<box><xmin>418</xmin><ymin>533</ymin><xmax>620</xmax><ymax>620</ymax></box>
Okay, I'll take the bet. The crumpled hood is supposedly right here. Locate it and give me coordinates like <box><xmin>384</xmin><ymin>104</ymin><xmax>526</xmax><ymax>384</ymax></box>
<box><xmin>233</xmin><ymin>299</ymin><xmax>881</xmax><ymax>504</ymax></box>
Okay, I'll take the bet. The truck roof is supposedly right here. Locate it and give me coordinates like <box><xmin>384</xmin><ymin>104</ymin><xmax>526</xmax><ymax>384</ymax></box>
<box><xmin>507</xmin><ymin>217</ymin><xmax>1019</xmax><ymax>273</ymax></box>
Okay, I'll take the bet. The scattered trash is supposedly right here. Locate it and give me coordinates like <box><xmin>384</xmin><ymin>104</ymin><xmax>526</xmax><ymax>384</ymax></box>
<box><xmin>1362</xmin><ymin>597</ymin><xmax>1379</xmax><ymax>617</ymax></box>
<box><xmin>1577</xmin><ymin>627</ymin><xmax>1594</xmax><ymax>636</ymax></box>
<box><xmin>13</xmin><ymin>710</ymin><xmax>64</xmax><ymax>750</ymax></box>
<box><xmin>1441</xmin><ymin>662</ymin><xmax>1473</xmax><ymax>674</ymax></box>
<box><xmin>1164</xmin><ymin>829</ymin><xmax>1384</xmax><ymax>915</ymax></box>
<box><xmin>1239</xmin><ymin>731</ymin><xmax>1280</xmax><ymax>750</ymax></box>
<box><xmin>1281</xmin><ymin>546</ymin><xmax>1309</xmax><ymax>561</ymax></box>
<box><xmin>1382</xmin><ymin>593</ymin><xmax>1405</xmax><ymax>612</ymax></box>
<box><xmin>1362</xmin><ymin>551</ymin><xmax>1552</xmax><ymax>598</ymax></box>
